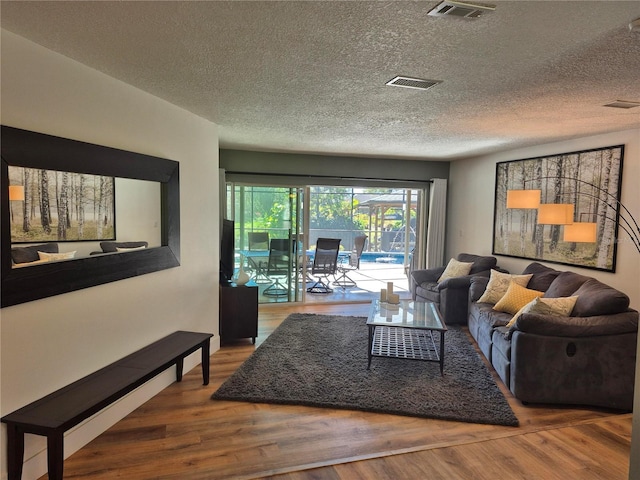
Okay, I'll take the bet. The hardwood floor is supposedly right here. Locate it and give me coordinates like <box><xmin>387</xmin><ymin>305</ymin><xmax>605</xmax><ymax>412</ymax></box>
<box><xmin>49</xmin><ymin>303</ymin><xmax>632</xmax><ymax>480</ymax></box>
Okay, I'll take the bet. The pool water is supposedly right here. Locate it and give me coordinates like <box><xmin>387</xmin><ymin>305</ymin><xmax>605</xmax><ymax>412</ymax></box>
<box><xmin>360</xmin><ymin>252</ymin><xmax>406</xmax><ymax>265</ymax></box>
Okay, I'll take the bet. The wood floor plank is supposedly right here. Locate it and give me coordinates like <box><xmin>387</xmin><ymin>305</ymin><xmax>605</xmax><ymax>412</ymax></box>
<box><xmin>41</xmin><ymin>302</ymin><xmax>631</xmax><ymax>480</ymax></box>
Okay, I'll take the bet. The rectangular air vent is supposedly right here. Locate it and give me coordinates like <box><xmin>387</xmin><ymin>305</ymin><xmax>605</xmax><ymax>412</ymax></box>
<box><xmin>603</xmin><ymin>100</ymin><xmax>640</xmax><ymax>109</ymax></box>
<box><xmin>427</xmin><ymin>1</ymin><xmax>496</xmax><ymax>19</ymax></box>
<box><xmin>386</xmin><ymin>76</ymin><xmax>442</xmax><ymax>91</ymax></box>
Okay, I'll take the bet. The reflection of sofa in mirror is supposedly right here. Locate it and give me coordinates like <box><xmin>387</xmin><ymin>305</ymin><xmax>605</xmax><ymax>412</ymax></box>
<box><xmin>11</xmin><ymin>243</ymin><xmax>77</xmax><ymax>267</ymax></box>
<box><xmin>91</xmin><ymin>241</ymin><xmax>149</xmax><ymax>255</ymax></box>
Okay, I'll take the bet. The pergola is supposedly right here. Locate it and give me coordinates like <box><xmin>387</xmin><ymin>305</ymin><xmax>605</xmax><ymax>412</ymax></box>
<box><xmin>357</xmin><ymin>191</ymin><xmax>418</xmax><ymax>253</ymax></box>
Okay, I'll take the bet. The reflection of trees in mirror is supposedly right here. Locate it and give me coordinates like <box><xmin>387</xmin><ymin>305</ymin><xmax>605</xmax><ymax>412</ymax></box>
<box><xmin>9</xmin><ymin>166</ymin><xmax>115</xmax><ymax>243</ymax></box>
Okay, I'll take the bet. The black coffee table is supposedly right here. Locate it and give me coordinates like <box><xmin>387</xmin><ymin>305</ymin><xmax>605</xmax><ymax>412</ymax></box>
<box><xmin>367</xmin><ymin>299</ymin><xmax>447</xmax><ymax>374</ymax></box>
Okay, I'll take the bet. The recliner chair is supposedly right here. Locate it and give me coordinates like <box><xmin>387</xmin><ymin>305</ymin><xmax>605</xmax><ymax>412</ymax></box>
<box><xmin>410</xmin><ymin>253</ymin><xmax>500</xmax><ymax>325</ymax></box>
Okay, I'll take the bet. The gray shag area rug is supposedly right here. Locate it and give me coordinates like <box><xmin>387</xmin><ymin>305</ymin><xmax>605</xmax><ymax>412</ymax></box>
<box><xmin>212</xmin><ymin>314</ymin><xmax>519</xmax><ymax>426</ymax></box>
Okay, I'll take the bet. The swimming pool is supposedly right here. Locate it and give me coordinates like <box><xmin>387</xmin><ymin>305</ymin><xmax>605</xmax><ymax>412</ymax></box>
<box><xmin>360</xmin><ymin>252</ymin><xmax>406</xmax><ymax>264</ymax></box>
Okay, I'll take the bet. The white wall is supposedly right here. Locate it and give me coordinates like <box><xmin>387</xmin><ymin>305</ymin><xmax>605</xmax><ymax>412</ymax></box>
<box><xmin>0</xmin><ymin>30</ymin><xmax>221</xmax><ymax>480</ymax></box>
<box><xmin>448</xmin><ymin>128</ymin><xmax>640</xmax><ymax>479</ymax></box>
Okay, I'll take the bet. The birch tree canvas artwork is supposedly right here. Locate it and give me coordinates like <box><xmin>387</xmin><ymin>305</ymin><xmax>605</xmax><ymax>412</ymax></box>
<box><xmin>9</xmin><ymin>166</ymin><xmax>115</xmax><ymax>243</ymax></box>
<box><xmin>493</xmin><ymin>145</ymin><xmax>624</xmax><ymax>272</ymax></box>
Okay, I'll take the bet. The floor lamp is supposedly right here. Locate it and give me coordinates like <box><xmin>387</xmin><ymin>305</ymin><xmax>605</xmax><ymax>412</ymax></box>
<box><xmin>506</xmin><ymin>177</ymin><xmax>639</xmax><ymax>255</ymax></box>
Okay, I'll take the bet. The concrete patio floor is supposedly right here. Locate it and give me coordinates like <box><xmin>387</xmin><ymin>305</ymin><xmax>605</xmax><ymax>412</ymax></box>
<box><xmin>255</xmin><ymin>260</ymin><xmax>411</xmax><ymax>305</ymax></box>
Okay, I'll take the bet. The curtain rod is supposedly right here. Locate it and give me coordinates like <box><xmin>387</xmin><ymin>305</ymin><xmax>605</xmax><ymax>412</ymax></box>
<box><xmin>223</xmin><ymin>170</ymin><xmax>434</xmax><ymax>185</ymax></box>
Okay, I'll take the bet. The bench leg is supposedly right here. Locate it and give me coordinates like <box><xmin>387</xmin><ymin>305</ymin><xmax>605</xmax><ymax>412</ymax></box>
<box><xmin>6</xmin><ymin>423</ymin><xmax>25</xmax><ymax>480</ymax></box>
<box><xmin>176</xmin><ymin>358</ymin><xmax>184</xmax><ymax>382</ymax></box>
<box><xmin>175</xmin><ymin>340</ymin><xmax>210</xmax><ymax>385</ymax></box>
<box><xmin>47</xmin><ymin>431</ymin><xmax>64</xmax><ymax>480</ymax></box>
<box><xmin>201</xmin><ymin>340</ymin><xmax>211</xmax><ymax>385</ymax></box>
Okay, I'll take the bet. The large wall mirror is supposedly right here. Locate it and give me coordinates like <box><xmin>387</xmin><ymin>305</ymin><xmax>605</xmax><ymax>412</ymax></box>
<box><xmin>1</xmin><ymin>125</ymin><xmax>180</xmax><ymax>307</ymax></box>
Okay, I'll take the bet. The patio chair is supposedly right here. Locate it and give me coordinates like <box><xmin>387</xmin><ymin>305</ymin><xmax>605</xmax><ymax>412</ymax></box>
<box><xmin>333</xmin><ymin>235</ymin><xmax>367</xmax><ymax>289</ymax></box>
<box><xmin>306</xmin><ymin>238</ymin><xmax>341</xmax><ymax>294</ymax></box>
<box><xmin>263</xmin><ymin>238</ymin><xmax>291</xmax><ymax>297</ymax></box>
<box><xmin>247</xmin><ymin>232</ymin><xmax>270</xmax><ymax>283</ymax></box>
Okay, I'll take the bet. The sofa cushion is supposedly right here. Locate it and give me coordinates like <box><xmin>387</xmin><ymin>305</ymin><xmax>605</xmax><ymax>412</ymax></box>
<box><xmin>437</xmin><ymin>258</ymin><xmax>473</xmax><ymax>282</ymax></box>
<box><xmin>477</xmin><ymin>269</ymin><xmax>533</xmax><ymax>304</ymax></box>
<box><xmin>491</xmin><ymin>326</ymin><xmax>512</xmax><ymax>387</ymax></box>
<box><xmin>522</xmin><ymin>262</ymin><xmax>562</xmax><ymax>292</ymax></box>
<box><xmin>469</xmin><ymin>276</ymin><xmax>490</xmax><ymax>302</ymax></box>
<box><xmin>116</xmin><ymin>246</ymin><xmax>147</xmax><ymax>252</ymax></box>
<box><xmin>545</xmin><ymin>271</ymin><xmax>590</xmax><ymax>298</ymax></box>
<box><xmin>494</xmin><ymin>282</ymin><xmax>544</xmax><ymax>315</ymax></box>
<box><xmin>458</xmin><ymin>253</ymin><xmax>497</xmax><ymax>275</ymax></box>
<box><xmin>571</xmin><ymin>278</ymin><xmax>630</xmax><ymax>317</ymax></box>
<box><xmin>100</xmin><ymin>241</ymin><xmax>148</xmax><ymax>253</ymax></box>
<box><xmin>11</xmin><ymin>243</ymin><xmax>58</xmax><ymax>264</ymax></box>
<box><xmin>38</xmin><ymin>250</ymin><xmax>76</xmax><ymax>262</ymax></box>
<box><xmin>507</xmin><ymin>295</ymin><xmax>579</xmax><ymax>327</ymax></box>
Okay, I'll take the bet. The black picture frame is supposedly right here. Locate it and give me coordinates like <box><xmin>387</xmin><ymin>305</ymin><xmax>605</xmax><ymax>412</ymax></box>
<box><xmin>1</xmin><ymin>125</ymin><xmax>180</xmax><ymax>307</ymax></box>
<box><xmin>493</xmin><ymin>145</ymin><xmax>624</xmax><ymax>272</ymax></box>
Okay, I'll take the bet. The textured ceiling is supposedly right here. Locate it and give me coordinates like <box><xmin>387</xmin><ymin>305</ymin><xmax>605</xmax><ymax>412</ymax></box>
<box><xmin>1</xmin><ymin>1</ymin><xmax>639</xmax><ymax>161</ymax></box>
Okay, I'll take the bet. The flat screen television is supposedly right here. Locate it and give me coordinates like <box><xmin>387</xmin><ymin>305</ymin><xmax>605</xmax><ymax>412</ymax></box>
<box><xmin>220</xmin><ymin>219</ymin><xmax>235</xmax><ymax>285</ymax></box>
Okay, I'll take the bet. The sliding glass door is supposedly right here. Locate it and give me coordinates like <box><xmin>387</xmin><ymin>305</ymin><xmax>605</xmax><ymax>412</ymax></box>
<box><xmin>228</xmin><ymin>185</ymin><xmax>304</xmax><ymax>302</ymax></box>
<box><xmin>227</xmin><ymin>181</ymin><xmax>425</xmax><ymax>304</ymax></box>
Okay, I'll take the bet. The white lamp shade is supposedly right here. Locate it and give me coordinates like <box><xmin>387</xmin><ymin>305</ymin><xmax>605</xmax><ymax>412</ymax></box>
<box><xmin>9</xmin><ymin>185</ymin><xmax>25</xmax><ymax>201</ymax></box>
<box><xmin>564</xmin><ymin>222</ymin><xmax>597</xmax><ymax>243</ymax></box>
<box><xmin>537</xmin><ymin>204</ymin><xmax>574</xmax><ymax>225</ymax></box>
<box><xmin>506</xmin><ymin>189</ymin><xmax>541</xmax><ymax>209</ymax></box>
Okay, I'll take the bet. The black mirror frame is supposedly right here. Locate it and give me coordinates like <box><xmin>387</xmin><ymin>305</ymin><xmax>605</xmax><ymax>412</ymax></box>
<box><xmin>1</xmin><ymin>125</ymin><xmax>180</xmax><ymax>308</ymax></box>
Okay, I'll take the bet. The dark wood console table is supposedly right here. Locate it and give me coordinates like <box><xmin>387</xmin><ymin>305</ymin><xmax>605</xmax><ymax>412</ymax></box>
<box><xmin>1</xmin><ymin>330</ymin><xmax>213</xmax><ymax>480</ymax></box>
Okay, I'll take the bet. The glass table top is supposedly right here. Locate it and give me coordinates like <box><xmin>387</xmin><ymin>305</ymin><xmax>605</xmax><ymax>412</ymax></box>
<box><xmin>367</xmin><ymin>299</ymin><xmax>446</xmax><ymax>331</ymax></box>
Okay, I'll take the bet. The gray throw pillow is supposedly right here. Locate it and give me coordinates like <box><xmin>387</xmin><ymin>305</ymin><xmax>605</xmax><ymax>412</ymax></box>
<box><xmin>11</xmin><ymin>243</ymin><xmax>59</xmax><ymax>264</ymax></box>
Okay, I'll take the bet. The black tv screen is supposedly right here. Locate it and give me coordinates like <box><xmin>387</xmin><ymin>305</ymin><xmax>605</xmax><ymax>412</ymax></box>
<box><xmin>220</xmin><ymin>219</ymin><xmax>235</xmax><ymax>284</ymax></box>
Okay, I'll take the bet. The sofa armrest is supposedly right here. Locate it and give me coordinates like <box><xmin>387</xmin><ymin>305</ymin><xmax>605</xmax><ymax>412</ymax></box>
<box><xmin>469</xmin><ymin>276</ymin><xmax>490</xmax><ymax>302</ymax></box>
<box><xmin>512</xmin><ymin>310</ymin><xmax>639</xmax><ymax>338</ymax></box>
<box><xmin>437</xmin><ymin>276</ymin><xmax>473</xmax><ymax>290</ymax></box>
<box><xmin>411</xmin><ymin>267</ymin><xmax>445</xmax><ymax>285</ymax></box>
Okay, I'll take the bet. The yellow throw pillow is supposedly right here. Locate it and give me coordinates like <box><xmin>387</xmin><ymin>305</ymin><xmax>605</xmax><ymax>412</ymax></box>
<box><xmin>477</xmin><ymin>270</ymin><xmax>533</xmax><ymax>304</ymax></box>
<box><xmin>493</xmin><ymin>281</ymin><xmax>544</xmax><ymax>315</ymax></box>
<box><xmin>437</xmin><ymin>258</ymin><xmax>474</xmax><ymax>283</ymax></box>
<box><xmin>507</xmin><ymin>295</ymin><xmax>579</xmax><ymax>327</ymax></box>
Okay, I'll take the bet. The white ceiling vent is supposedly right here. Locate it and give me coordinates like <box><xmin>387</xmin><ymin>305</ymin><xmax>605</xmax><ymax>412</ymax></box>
<box><xmin>386</xmin><ymin>76</ymin><xmax>442</xmax><ymax>91</ymax></box>
<box><xmin>603</xmin><ymin>100</ymin><xmax>640</xmax><ymax>109</ymax></box>
<box><xmin>427</xmin><ymin>1</ymin><xmax>496</xmax><ymax>19</ymax></box>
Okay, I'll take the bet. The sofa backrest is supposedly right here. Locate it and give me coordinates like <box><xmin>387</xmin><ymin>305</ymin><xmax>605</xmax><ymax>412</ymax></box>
<box><xmin>544</xmin><ymin>271</ymin><xmax>590</xmax><ymax>297</ymax></box>
<box><xmin>521</xmin><ymin>262</ymin><xmax>562</xmax><ymax>292</ymax></box>
<box><xmin>543</xmin><ymin>270</ymin><xmax>630</xmax><ymax>317</ymax></box>
<box><xmin>571</xmin><ymin>278</ymin><xmax>630</xmax><ymax>316</ymax></box>
<box><xmin>457</xmin><ymin>253</ymin><xmax>497</xmax><ymax>275</ymax></box>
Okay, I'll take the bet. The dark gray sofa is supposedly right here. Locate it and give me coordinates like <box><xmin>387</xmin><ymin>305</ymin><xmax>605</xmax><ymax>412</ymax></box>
<box><xmin>468</xmin><ymin>262</ymin><xmax>638</xmax><ymax>411</ymax></box>
<box><xmin>410</xmin><ymin>253</ymin><xmax>498</xmax><ymax>325</ymax></box>
<box><xmin>11</xmin><ymin>243</ymin><xmax>59</xmax><ymax>264</ymax></box>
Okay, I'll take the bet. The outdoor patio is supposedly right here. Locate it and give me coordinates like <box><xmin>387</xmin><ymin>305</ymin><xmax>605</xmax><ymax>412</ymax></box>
<box><xmin>255</xmin><ymin>259</ymin><xmax>411</xmax><ymax>305</ymax></box>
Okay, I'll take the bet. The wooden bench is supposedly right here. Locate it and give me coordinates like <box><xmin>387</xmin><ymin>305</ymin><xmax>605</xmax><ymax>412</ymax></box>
<box><xmin>1</xmin><ymin>330</ymin><xmax>213</xmax><ymax>480</ymax></box>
